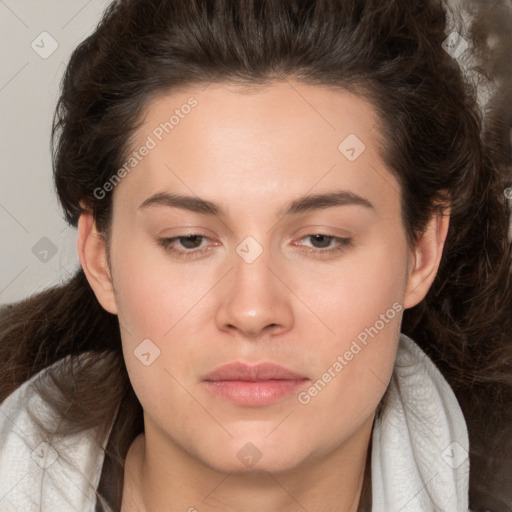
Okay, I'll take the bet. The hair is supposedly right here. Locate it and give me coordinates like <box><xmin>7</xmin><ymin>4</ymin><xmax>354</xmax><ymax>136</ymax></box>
<box><xmin>1</xmin><ymin>0</ymin><xmax>511</xmax><ymax>510</ymax></box>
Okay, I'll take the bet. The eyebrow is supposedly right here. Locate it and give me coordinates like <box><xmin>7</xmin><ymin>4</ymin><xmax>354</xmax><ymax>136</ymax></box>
<box><xmin>138</xmin><ymin>189</ymin><xmax>374</xmax><ymax>217</ymax></box>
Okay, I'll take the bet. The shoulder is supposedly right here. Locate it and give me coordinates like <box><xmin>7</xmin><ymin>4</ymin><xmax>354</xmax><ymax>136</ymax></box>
<box><xmin>0</xmin><ymin>353</ymin><xmax>111</xmax><ymax>511</ymax></box>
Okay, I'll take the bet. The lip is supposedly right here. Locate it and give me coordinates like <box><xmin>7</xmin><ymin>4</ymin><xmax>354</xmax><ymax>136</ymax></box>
<box><xmin>203</xmin><ymin>362</ymin><xmax>307</xmax><ymax>382</ymax></box>
<box><xmin>202</xmin><ymin>362</ymin><xmax>309</xmax><ymax>406</ymax></box>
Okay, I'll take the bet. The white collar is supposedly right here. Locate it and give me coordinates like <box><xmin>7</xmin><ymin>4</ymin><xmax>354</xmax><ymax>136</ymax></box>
<box><xmin>0</xmin><ymin>334</ymin><xmax>469</xmax><ymax>511</ymax></box>
<box><xmin>0</xmin><ymin>354</ymin><xmax>110</xmax><ymax>511</ymax></box>
<box><xmin>371</xmin><ymin>333</ymin><xmax>470</xmax><ymax>511</ymax></box>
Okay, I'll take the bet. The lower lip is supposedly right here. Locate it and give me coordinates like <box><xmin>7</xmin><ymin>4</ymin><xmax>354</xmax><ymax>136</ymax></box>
<box><xmin>202</xmin><ymin>379</ymin><xmax>309</xmax><ymax>406</ymax></box>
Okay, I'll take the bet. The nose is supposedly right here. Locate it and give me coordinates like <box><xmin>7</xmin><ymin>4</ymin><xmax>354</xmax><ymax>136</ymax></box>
<box><xmin>215</xmin><ymin>242</ymin><xmax>294</xmax><ymax>339</ymax></box>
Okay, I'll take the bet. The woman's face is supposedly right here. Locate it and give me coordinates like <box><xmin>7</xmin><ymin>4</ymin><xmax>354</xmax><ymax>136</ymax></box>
<box><xmin>80</xmin><ymin>80</ymin><xmax>445</xmax><ymax>474</ymax></box>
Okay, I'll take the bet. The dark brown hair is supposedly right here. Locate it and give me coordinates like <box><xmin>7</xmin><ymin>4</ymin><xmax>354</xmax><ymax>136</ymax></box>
<box><xmin>1</xmin><ymin>0</ymin><xmax>511</xmax><ymax>510</ymax></box>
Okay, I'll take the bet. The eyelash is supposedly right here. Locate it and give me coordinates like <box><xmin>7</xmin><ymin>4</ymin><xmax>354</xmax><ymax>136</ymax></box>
<box><xmin>156</xmin><ymin>233</ymin><xmax>352</xmax><ymax>259</ymax></box>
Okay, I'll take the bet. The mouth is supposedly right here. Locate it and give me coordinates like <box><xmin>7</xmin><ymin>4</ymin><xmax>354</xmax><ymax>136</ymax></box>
<box><xmin>201</xmin><ymin>362</ymin><xmax>309</xmax><ymax>406</ymax></box>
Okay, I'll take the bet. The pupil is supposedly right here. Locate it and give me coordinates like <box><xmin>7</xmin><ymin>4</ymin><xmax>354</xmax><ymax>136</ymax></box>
<box><xmin>312</xmin><ymin>235</ymin><xmax>331</xmax><ymax>248</ymax></box>
<box><xmin>181</xmin><ymin>236</ymin><xmax>202</xmax><ymax>249</ymax></box>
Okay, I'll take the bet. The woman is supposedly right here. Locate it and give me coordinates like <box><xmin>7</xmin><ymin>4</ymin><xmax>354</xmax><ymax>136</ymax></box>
<box><xmin>0</xmin><ymin>0</ymin><xmax>511</xmax><ymax>510</ymax></box>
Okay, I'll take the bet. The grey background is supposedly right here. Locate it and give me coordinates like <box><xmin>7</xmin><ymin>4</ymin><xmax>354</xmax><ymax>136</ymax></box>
<box><xmin>0</xmin><ymin>1</ymin><xmax>108</xmax><ymax>305</ymax></box>
<box><xmin>0</xmin><ymin>0</ymin><xmax>505</xmax><ymax>306</ymax></box>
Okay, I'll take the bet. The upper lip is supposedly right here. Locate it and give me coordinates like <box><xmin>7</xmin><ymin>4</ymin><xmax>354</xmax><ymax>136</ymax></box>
<box><xmin>202</xmin><ymin>362</ymin><xmax>308</xmax><ymax>382</ymax></box>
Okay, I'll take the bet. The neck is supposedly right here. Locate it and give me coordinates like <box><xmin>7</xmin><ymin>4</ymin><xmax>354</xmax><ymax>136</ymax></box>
<box><xmin>121</xmin><ymin>415</ymin><xmax>374</xmax><ymax>512</ymax></box>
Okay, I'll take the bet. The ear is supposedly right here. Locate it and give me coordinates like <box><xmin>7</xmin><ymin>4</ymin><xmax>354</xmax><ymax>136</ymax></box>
<box><xmin>403</xmin><ymin>207</ymin><xmax>450</xmax><ymax>309</ymax></box>
<box><xmin>77</xmin><ymin>203</ymin><xmax>118</xmax><ymax>315</ymax></box>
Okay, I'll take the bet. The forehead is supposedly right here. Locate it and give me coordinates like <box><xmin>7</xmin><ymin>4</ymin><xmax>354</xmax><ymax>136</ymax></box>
<box><xmin>113</xmin><ymin>79</ymin><xmax>399</xmax><ymax>219</ymax></box>
<box><xmin>135</xmin><ymin>79</ymin><xmax>380</xmax><ymax>147</ymax></box>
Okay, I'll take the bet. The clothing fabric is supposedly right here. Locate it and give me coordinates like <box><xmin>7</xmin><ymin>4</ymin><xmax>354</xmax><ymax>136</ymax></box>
<box><xmin>0</xmin><ymin>333</ymin><xmax>470</xmax><ymax>511</ymax></box>
<box><xmin>0</xmin><ymin>355</ymin><xmax>113</xmax><ymax>511</ymax></box>
<box><xmin>372</xmin><ymin>334</ymin><xmax>470</xmax><ymax>511</ymax></box>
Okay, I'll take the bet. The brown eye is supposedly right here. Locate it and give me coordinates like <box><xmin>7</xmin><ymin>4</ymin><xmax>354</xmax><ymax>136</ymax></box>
<box><xmin>157</xmin><ymin>234</ymin><xmax>213</xmax><ymax>258</ymax></box>
<box><xmin>293</xmin><ymin>234</ymin><xmax>352</xmax><ymax>256</ymax></box>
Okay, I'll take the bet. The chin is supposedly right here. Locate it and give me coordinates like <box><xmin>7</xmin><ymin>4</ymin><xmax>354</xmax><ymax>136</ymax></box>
<box><xmin>197</xmin><ymin>437</ymin><xmax>311</xmax><ymax>476</ymax></box>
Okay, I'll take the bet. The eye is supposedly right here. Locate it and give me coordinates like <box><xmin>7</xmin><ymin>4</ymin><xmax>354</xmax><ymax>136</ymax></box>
<box><xmin>293</xmin><ymin>234</ymin><xmax>352</xmax><ymax>256</ymax></box>
<box><xmin>156</xmin><ymin>232</ymin><xmax>352</xmax><ymax>259</ymax></box>
<box><xmin>157</xmin><ymin>234</ymin><xmax>215</xmax><ymax>258</ymax></box>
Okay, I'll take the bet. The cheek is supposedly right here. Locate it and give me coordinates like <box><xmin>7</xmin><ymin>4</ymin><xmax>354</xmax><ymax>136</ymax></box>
<box><xmin>289</xmin><ymin>236</ymin><xmax>407</xmax><ymax>345</ymax></box>
<box><xmin>109</xmin><ymin>237</ymin><xmax>212</xmax><ymax>408</ymax></box>
<box><xmin>110</xmin><ymin>235</ymin><xmax>201</xmax><ymax>336</ymax></box>
<box><xmin>291</xmin><ymin>239</ymin><xmax>406</xmax><ymax>420</ymax></box>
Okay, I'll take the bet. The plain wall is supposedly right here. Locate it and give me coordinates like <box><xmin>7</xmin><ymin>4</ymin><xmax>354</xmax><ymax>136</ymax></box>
<box><xmin>0</xmin><ymin>1</ymin><xmax>108</xmax><ymax>305</ymax></box>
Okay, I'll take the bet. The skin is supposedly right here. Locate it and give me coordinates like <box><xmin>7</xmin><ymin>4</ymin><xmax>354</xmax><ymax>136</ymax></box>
<box><xmin>77</xmin><ymin>79</ymin><xmax>450</xmax><ymax>512</ymax></box>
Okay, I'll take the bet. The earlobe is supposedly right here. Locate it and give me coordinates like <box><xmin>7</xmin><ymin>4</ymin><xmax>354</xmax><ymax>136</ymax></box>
<box><xmin>77</xmin><ymin>207</ymin><xmax>118</xmax><ymax>315</ymax></box>
<box><xmin>403</xmin><ymin>208</ymin><xmax>450</xmax><ymax>309</ymax></box>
